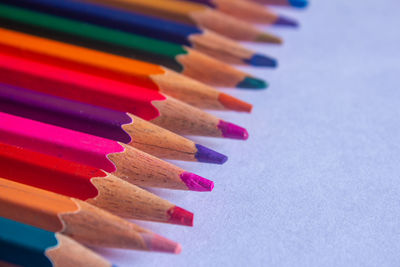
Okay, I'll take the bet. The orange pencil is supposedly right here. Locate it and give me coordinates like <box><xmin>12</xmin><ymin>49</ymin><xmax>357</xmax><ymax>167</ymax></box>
<box><xmin>0</xmin><ymin>178</ymin><xmax>181</xmax><ymax>253</ymax></box>
<box><xmin>0</xmin><ymin>28</ymin><xmax>252</xmax><ymax>112</ymax></box>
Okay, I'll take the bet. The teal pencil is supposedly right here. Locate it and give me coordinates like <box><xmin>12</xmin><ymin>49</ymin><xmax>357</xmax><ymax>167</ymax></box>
<box><xmin>0</xmin><ymin>217</ymin><xmax>114</xmax><ymax>267</ymax></box>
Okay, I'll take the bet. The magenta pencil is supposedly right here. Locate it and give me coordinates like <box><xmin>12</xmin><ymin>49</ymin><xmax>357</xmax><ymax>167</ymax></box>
<box><xmin>0</xmin><ymin>111</ymin><xmax>214</xmax><ymax>191</ymax></box>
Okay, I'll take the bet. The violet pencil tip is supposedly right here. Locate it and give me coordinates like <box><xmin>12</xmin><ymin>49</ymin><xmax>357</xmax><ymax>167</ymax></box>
<box><xmin>274</xmin><ymin>15</ymin><xmax>299</xmax><ymax>27</ymax></box>
<box><xmin>218</xmin><ymin>120</ymin><xmax>249</xmax><ymax>140</ymax></box>
<box><xmin>195</xmin><ymin>144</ymin><xmax>228</xmax><ymax>164</ymax></box>
<box><xmin>180</xmin><ymin>172</ymin><xmax>214</xmax><ymax>192</ymax></box>
<box><xmin>245</xmin><ymin>54</ymin><xmax>278</xmax><ymax>67</ymax></box>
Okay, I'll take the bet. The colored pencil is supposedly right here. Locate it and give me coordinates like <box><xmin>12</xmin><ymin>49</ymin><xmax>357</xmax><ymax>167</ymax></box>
<box><xmin>0</xmin><ymin>52</ymin><xmax>249</xmax><ymax>140</ymax></box>
<box><xmin>0</xmin><ymin>4</ymin><xmax>267</xmax><ymax>89</ymax></box>
<box><xmin>0</xmin><ymin>112</ymin><xmax>214</xmax><ymax>192</ymax></box>
<box><xmin>2</xmin><ymin>0</ymin><xmax>277</xmax><ymax>67</ymax></box>
<box><xmin>0</xmin><ymin>142</ymin><xmax>194</xmax><ymax>225</ymax></box>
<box><xmin>0</xmin><ymin>178</ymin><xmax>181</xmax><ymax>252</ymax></box>
<box><xmin>248</xmin><ymin>0</ymin><xmax>308</xmax><ymax>8</ymax></box>
<box><xmin>82</xmin><ymin>0</ymin><xmax>283</xmax><ymax>43</ymax></box>
<box><xmin>182</xmin><ymin>0</ymin><xmax>298</xmax><ymax>26</ymax></box>
<box><xmin>0</xmin><ymin>83</ymin><xmax>228</xmax><ymax>163</ymax></box>
<box><xmin>0</xmin><ymin>28</ymin><xmax>252</xmax><ymax>112</ymax></box>
<box><xmin>0</xmin><ymin>217</ymin><xmax>113</xmax><ymax>267</ymax></box>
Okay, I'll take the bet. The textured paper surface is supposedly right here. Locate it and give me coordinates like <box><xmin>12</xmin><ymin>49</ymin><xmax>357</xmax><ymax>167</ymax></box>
<box><xmin>100</xmin><ymin>0</ymin><xmax>400</xmax><ymax>266</ymax></box>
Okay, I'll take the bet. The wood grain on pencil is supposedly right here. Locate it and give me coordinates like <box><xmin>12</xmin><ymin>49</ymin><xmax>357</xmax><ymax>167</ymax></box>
<box><xmin>0</xmin><ymin>178</ymin><xmax>181</xmax><ymax>253</ymax></box>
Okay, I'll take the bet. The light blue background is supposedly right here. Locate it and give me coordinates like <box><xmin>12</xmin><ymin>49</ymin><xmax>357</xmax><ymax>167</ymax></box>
<box><xmin>100</xmin><ymin>1</ymin><xmax>400</xmax><ymax>266</ymax></box>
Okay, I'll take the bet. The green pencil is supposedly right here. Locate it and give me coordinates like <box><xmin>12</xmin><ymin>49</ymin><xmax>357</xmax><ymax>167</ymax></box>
<box><xmin>0</xmin><ymin>3</ymin><xmax>267</xmax><ymax>89</ymax></box>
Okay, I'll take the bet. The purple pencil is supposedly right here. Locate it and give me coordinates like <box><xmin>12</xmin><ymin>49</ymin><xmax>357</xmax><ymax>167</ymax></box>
<box><xmin>0</xmin><ymin>83</ymin><xmax>227</xmax><ymax>164</ymax></box>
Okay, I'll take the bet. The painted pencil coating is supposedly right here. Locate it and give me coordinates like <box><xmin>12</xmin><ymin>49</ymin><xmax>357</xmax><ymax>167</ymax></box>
<box><xmin>0</xmin><ymin>4</ymin><xmax>266</xmax><ymax>88</ymax></box>
<box><xmin>250</xmin><ymin>0</ymin><xmax>308</xmax><ymax>8</ymax></box>
<box><xmin>0</xmin><ymin>112</ymin><xmax>124</xmax><ymax>173</ymax></box>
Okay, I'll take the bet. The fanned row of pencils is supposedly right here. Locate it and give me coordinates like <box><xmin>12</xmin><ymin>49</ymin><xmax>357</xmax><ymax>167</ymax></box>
<box><xmin>0</xmin><ymin>0</ymin><xmax>307</xmax><ymax>266</ymax></box>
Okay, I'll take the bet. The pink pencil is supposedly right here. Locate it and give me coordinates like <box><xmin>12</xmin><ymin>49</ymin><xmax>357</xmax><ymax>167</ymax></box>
<box><xmin>0</xmin><ymin>111</ymin><xmax>214</xmax><ymax>191</ymax></box>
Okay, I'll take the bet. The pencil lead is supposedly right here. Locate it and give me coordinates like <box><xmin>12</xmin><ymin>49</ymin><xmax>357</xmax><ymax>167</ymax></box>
<box><xmin>289</xmin><ymin>0</ymin><xmax>309</xmax><ymax>8</ymax></box>
<box><xmin>167</xmin><ymin>206</ymin><xmax>194</xmax><ymax>226</ymax></box>
<box><xmin>256</xmin><ymin>33</ymin><xmax>283</xmax><ymax>44</ymax></box>
<box><xmin>180</xmin><ymin>172</ymin><xmax>214</xmax><ymax>192</ymax></box>
<box><xmin>245</xmin><ymin>54</ymin><xmax>278</xmax><ymax>67</ymax></box>
<box><xmin>218</xmin><ymin>92</ymin><xmax>253</xmax><ymax>112</ymax></box>
<box><xmin>140</xmin><ymin>233</ymin><xmax>181</xmax><ymax>254</ymax></box>
<box><xmin>218</xmin><ymin>120</ymin><xmax>249</xmax><ymax>140</ymax></box>
<box><xmin>236</xmin><ymin>77</ymin><xmax>268</xmax><ymax>89</ymax></box>
<box><xmin>274</xmin><ymin>16</ymin><xmax>299</xmax><ymax>27</ymax></box>
<box><xmin>195</xmin><ymin>144</ymin><xmax>228</xmax><ymax>164</ymax></box>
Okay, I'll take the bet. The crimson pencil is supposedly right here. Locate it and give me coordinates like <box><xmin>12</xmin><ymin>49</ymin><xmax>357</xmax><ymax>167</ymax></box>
<box><xmin>0</xmin><ymin>142</ymin><xmax>193</xmax><ymax>226</ymax></box>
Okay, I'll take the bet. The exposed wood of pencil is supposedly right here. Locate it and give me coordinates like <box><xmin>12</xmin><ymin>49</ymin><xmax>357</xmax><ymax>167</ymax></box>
<box><xmin>46</xmin><ymin>233</ymin><xmax>112</xmax><ymax>267</ymax></box>
<box><xmin>178</xmin><ymin>47</ymin><xmax>249</xmax><ymax>88</ymax></box>
<box><xmin>86</xmin><ymin>0</ymin><xmax>282</xmax><ymax>42</ymax></box>
<box><xmin>150</xmin><ymin>96</ymin><xmax>223</xmax><ymax>137</ymax></box>
<box><xmin>0</xmin><ymin>178</ymin><xmax>180</xmax><ymax>252</ymax></box>
<box><xmin>189</xmin><ymin>29</ymin><xmax>254</xmax><ymax>65</ymax></box>
<box><xmin>208</xmin><ymin>0</ymin><xmax>280</xmax><ymax>24</ymax></box>
<box><xmin>124</xmin><ymin>114</ymin><xmax>200</xmax><ymax>161</ymax></box>
<box><xmin>108</xmin><ymin>143</ymin><xmax>192</xmax><ymax>190</ymax></box>
<box><xmin>0</xmin><ymin>28</ymin><xmax>250</xmax><ymax>111</ymax></box>
<box><xmin>88</xmin><ymin>174</ymin><xmax>180</xmax><ymax>222</ymax></box>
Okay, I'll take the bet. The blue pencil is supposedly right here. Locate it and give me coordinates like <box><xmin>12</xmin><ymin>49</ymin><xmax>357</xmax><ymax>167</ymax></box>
<box><xmin>0</xmin><ymin>216</ymin><xmax>114</xmax><ymax>267</ymax></box>
<box><xmin>3</xmin><ymin>0</ymin><xmax>277</xmax><ymax>67</ymax></box>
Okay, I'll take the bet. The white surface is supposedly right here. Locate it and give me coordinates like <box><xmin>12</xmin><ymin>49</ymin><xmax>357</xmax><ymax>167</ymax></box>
<box><xmin>100</xmin><ymin>1</ymin><xmax>400</xmax><ymax>266</ymax></box>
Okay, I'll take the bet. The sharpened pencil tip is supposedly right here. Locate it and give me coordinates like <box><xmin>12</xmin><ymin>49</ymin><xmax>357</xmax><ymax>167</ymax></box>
<box><xmin>141</xmin><ymin>233</ymin><xmax>181</xmax><ymax>254</ymax></box>
<box><xmin>274</xmin><ymin>16</ymin><xmax>299</xmax><ymax>27</ymax></box>
<box><xmin>289</xmin><ymin>0</ymin><xmax>308</xmax><ymax>8</ymax></box>
<box><xmin>180</xmin><ymin>172</ymin><xmax>214</xmax><ymax>192</ymax></box>
<box><xmin>167</xmin><ymin>206</ymin><xmax>194</xmax><ymax>226</ymax></box>
<box><xmin>219</xmin><ymin>92</ymin><xmax>253</xmax><ymax>112</ymax></box>
<box><xmin>237</xmin><ymin>77</ymin><xmax>268</xmax><ymax>89</ymax></box>
<box><xmin>255</xmin><ymin>32</ymin><xmax>283</xmax><ymax>44</ymax></box>
<box><xmin>245</xmin><ymin>54</ymin><xmax>277</xmax><ymax>67</ymax></box>
<box><xmin>218</xmin><ymin>120</ymin><xmax>249</xmax><ymax>140</ymax></box>
<box><xmin>195</xmin><ymin>144</ymin><xmax>228</xmax><ymax>164</ymax></box>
